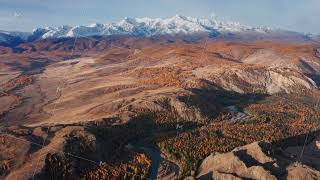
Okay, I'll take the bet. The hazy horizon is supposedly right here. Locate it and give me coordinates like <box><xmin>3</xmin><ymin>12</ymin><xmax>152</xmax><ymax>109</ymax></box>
<box><xmin>0</xmin><ymin>0</ymin><xmax>319</xmax><ymax>34</ymax></box>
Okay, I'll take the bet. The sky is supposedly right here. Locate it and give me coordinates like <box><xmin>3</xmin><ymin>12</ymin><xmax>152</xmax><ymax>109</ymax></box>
<box><xmin>0</xmin><ymin>0</ymin><xmax>319</xmax><ymax>34</ymax></box>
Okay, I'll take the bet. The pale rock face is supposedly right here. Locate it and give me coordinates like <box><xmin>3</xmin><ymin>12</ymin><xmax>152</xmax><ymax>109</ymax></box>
<box><xmin>316</xmin><ymin>138</ymin><xmax>320</xmax><ymax>150</ymax></box>
<box><xmin>197</xmin><ymin>142</ymin><xmax>277</xmax><ymax>180</ymax></box>
<box><xmin>242</xmin><ymin>49</ymin><xmax>288</xmax><ymax>66</ymax></box>
<box><xmin>213</xmin><ymin>67</ymin><xmax>317</xmax><ymax>94</ymax></box>
<box><xmin>287</xmin><ymin>165</ymin><xmax>320</xmax><ymax>180</ymax></box>
<box><xmin>316</xmin><ymin>48</ymin><xmax>320</xmax><ymax>58</ymax></box>
<box><xmin>123</xmin><ymin>95</ymin><xmax>206</xmax><ymax>122</ymax></box>
<box><xmin>197</xmin><ymin>140</ymin><xmax>320</xmax><ymax>180</ymax></box>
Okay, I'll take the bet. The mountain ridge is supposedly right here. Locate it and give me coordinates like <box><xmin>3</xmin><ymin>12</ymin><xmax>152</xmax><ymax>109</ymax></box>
<box><xmin>0</xmin><ymin>15</ymin><xmax>317</xmax><ymax>46</ymax></box>
<box><xmin>30</xmin><ymin>15</ymin><xmax>274</xmax><ymax>38</ymax></box>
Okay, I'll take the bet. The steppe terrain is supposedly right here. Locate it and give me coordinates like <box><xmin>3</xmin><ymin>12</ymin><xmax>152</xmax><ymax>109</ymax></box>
<box><xmin>1</xmin><ymin>36</ymin><xmax>320</xmax><ymax>179</ymax></box>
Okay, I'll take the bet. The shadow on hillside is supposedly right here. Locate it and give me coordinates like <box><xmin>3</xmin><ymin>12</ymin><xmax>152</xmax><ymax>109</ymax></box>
<box><xmin>273</xmin><ymin>130</ymin><xmax>319</xmax><ymax>149</ymax></box>
<box><xmin>82</xmin><ymin>115</ymin><xmax>200</xmax><ymax>162</ymax></box>
<box><xmin>5</xmin><ymin>58</ymin><xmax>50</xmax><ymax>75</ymax></box>
<box><xmin>306</xmin><ymin>73</ymin><xmax>320</xmax><ymax>86</ymax></box>
<box><xmin>268</xmin><ymin>130</ymin><xmax>320</xmax><ymax>178</ymax></box>
<box><xmin>178</xmin><ymin>81</ymin><xmax>269</xmax><ymax>120</ymax></box>
<box><xmin>33</xmin><ymin>116</ymin><xmax>201</xmax><ymax>180</ymax></box>
<box><xmin>36</xmin><ymin>84</ymin><xmax>271</xmax><ymax>179</ymax></box>
<box><xmin>197</xmin><ymin>130</ymin><xmax>320</xmax><ymax>180</ymax></box>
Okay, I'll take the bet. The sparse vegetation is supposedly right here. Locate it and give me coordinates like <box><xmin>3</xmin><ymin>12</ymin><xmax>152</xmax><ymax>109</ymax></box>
<box><xmin>157</xmin><ymin>93</ymin><xmax>320</xmax><ymax>177</ymax></box>
<box><xmin>1</xmin><ymin>38</ymin><xmax>320</xmax><ymax>179</ymax></box>
<box><xmin>43</xmin><ymin>153</ymin><xmax>73</xmax><ymax>180</ymax></box>
<box><xmin>78</xmin><ymin>152</ymin><xmax>151</xmax><ymax>180</ymax></box>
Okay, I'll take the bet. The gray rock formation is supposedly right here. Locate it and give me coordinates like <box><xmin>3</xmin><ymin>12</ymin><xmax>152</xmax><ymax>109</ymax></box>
<box><xmin>197</xmin><ymin>135</ymin><xmax>320</xmax><ymax>180</ymax></box>
<box><xmin>316</xmin><ymin>48</ymin><xmax>320</xmax><ymax>58</ymax></box>
<box><xmin>212</xmin><ymin>67</ymin><xmax>317</xmax><ymax>94</ymax></box>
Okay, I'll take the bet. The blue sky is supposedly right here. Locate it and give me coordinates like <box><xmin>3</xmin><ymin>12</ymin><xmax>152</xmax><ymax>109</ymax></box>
<box><xmin>0</xmin><ymin>0</ymin><xmax>319</xmax><ymax>34</ymax></box>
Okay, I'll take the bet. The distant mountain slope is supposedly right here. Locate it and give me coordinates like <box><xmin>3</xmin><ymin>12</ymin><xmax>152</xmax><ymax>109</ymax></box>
<box><xmin>29</xmin><ymin>15</ymin><xmax>271</xmax><ymax>39</ymax></box>
<box><xmin>0</xmin><ymin>30</ymin><xmax>30</xmax><ymax>46</ymax></box>
<box><xmin>0</xmin><ymin>15</ymin><xmax>318</xmax><ymax>46</ymax></box>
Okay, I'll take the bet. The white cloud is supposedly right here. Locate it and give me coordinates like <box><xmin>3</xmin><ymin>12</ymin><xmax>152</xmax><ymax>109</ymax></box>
<box><xmin>13</xmin><ymin>12</ymin><xmax>22</xmax><ymax>18</ymax></box>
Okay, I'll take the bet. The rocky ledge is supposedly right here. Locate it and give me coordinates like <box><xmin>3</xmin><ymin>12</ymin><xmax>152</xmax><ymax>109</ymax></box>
<box><xmin>196</xmin><ymin>132</ymin><xmax>320</xmax><ymax>180</ymax></box>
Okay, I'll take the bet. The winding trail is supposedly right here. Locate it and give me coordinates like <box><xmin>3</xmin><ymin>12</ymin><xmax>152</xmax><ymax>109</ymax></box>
<box><xmin>128</xmin><ymin>143</ymin><xmax>179</xmax><ymax>180</ymax></box>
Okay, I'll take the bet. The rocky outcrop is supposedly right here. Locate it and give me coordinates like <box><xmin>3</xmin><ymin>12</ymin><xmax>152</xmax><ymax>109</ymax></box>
<box><xmin>197</xmin><ymin>142</ymin><xmax>278</xmax><ymax>180</ymax></box>
<box><xmin>316</xmin><ymin>48</ymin><xmax>320</xmax><ymax>58</ymax></box>
<box><xmin>212</xmin><ymin>67</ymin><xmax>317</xmax><ymax>94</ymax></box>
<box><xmin>197</xmin><ymin>135</ymin><xmax>320</xmax><ymax>180</ymax></box>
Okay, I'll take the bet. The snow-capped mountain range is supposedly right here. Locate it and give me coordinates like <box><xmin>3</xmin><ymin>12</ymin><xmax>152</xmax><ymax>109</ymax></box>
<box><xmin>0</xmin><ymin>15</ymin><xmax>316</xmax><ymax>46</ymax></box>
<box><xmin>33</xmin><ymin>15</ymin><xmax>272</xmax><ymax>39</ymax></box>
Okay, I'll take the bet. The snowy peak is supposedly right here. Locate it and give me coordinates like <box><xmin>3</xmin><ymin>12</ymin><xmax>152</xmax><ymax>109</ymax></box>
<box><xmin>29</xmin><ymin>15</ymin><xmax>272</xmax><ymax>39</ymax></box>
<box><xmin>0</xmin><ymin>15</ymin><xmax>317</xmax><ymax>46</ymax></box>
